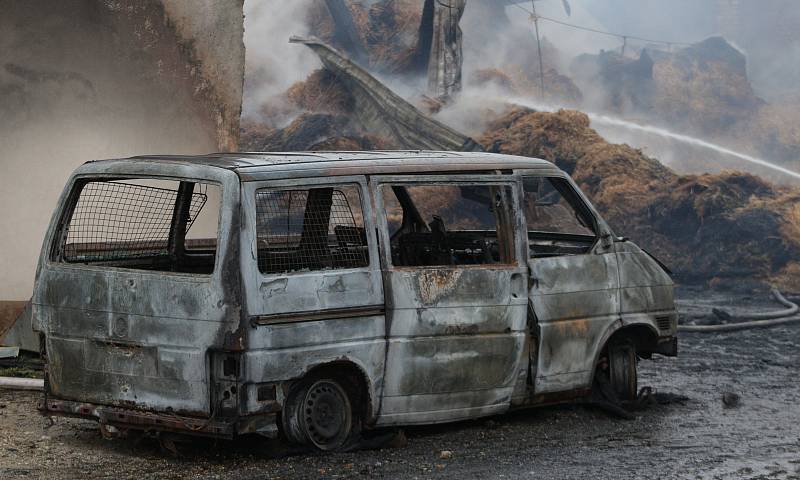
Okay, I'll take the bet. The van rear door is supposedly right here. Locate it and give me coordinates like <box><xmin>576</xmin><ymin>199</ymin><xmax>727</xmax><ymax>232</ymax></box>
<box><xmin>34</xmin><ymin>171</ymin><xmax>239</xmax><ymax>416</ymax></box>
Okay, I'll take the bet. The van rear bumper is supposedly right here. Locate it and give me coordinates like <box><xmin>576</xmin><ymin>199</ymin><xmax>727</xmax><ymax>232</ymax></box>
<box><xmin>39</xmin><ymin>397</ymin><xmax>278</xmax><ymax>439</ymax></box>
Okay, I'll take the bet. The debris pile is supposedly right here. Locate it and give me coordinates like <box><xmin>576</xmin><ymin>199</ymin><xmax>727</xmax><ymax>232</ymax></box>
<box><xmin>739</xmin><ymin>103</ymin><xmax>800</xmax><ymax>171</ymax></box>
<box><xmin>240</xmin><ymin>113</ymin><xmax>397</xmax><ymax>152</ymax></box>
<box><xmin>241</xmin><ymin>69</ymin><xmax>396</xmax><ymax>151</ymax></box>
<box><xmin>650</xmin><ymin>37</ymin><xmax>763</xmax><ymax>135</ymax></box>
<box><xmin>286</xmin><ymin>69</ymin><xmax>355</xmax><ymax>115</ymax></box>
<box><xmin>470</xmin><ymin>66</ymin><xmax>583</xmax><ymax>105</ymax></box>
<box><xmin>480</xmin><ymin>107</ymin><xmax>800</xmax><ymax>289</ymax></box>
<box><xmin>571</xmin><ymin>37</ymin><xmax>800</xmax><ymax>173</ymax></box>
<box><xmin>571</xmin><ymin>49</ymin><xmax>654</xmax><ymax>113</ymax></box>
<box><xmin>571</xmin><ymin>37</ymin><xmax>761</xmax><ymax>135</ymax></box>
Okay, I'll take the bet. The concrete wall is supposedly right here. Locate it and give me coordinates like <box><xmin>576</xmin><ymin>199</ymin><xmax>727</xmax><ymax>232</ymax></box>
<box><xmin>161</xmin><ymin>0</ymin><xmax>246</xmax><ymax>150</ymax></box>
<box><xmin>0</xmin><ymin>0</ymin><xmax>245</xmax><ymax>316</ymax></box>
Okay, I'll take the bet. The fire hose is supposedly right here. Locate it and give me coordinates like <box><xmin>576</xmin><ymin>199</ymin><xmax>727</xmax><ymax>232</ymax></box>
<box><xmin>678</xmin><ymin>288</ymin><xmax>800</xmax><ymax>333</ymax></box>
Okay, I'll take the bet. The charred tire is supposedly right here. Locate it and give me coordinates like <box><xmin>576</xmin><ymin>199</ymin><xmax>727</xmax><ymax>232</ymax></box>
<box><xmin>608</xmin><ymin>341</ymin><xmax>638</xmax><ymax>402</ymax></box>
<box><xmin>281</xmin><ymin>380</ymin><xmax>310</xmax><ymax>445</ymax></box>
<box><xmin>282</xmin><ymin>377</ymin><xmax>358</xmax><ymax>451</ymax></box>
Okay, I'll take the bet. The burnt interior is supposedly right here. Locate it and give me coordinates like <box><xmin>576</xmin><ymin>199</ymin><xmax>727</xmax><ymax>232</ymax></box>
<box><xmin>56</xmin><ymin>179</ymin><xmax>218</xmax><ymax>274</ymax></box>
<box><xmin>383</xmin><ymin>184</ymin><xmax>514</xmax><ymax>267</ymax></box>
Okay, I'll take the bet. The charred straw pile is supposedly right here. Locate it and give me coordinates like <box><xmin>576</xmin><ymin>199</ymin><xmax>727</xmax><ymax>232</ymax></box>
<box><xmin>481</xmin><ymin>107</ymin><xmax>800</xmax><ymax>290</ymax></box>
<box><xmin>240</xmin><ymin>68</ymin><xmax>398</xmax><ymax>152</ymax></box>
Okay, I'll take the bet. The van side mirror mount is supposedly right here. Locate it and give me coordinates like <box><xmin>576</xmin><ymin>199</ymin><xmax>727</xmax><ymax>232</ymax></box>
<box><xmin>600</xmin><ymin>232</ymin><xmax>613</xmax><ymax>249</ymax></box>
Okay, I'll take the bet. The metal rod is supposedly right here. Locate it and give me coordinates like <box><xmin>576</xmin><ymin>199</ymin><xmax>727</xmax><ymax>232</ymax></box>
<box><xmin>531</xmin><ymin>0</ymin><xmax>545</xmax><ymax>98</ymax></box>
<box><xmin>0</xmin><ymin>377</ymin><xmax>43</xmax><ymax>391</ymax></box>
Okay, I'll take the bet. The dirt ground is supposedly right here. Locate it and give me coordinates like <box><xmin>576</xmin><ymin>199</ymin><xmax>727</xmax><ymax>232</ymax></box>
<box><xmin>1</xmin><ymin>290</ymin><xmax>799</xmax><ymax>480</ymax></box>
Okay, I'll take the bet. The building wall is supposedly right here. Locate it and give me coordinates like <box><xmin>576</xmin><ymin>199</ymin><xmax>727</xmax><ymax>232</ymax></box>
<box><xmin>0</xmin><ymin>0</ymin><xmax>245</xmax><ymax>312</ymax></box>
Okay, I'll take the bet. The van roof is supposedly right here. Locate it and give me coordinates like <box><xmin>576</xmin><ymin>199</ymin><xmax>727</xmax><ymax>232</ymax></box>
<box><xmin>81</xmin><ymin>151</ymin><xmax>562</xmax><ymax>180</ymax></box>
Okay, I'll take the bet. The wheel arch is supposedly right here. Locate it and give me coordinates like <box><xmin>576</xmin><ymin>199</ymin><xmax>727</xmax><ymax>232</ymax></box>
<box><xmin>300</xmin><ymin>359</ymin><xmax>377</xmax><ymax>424</ymax></box>
<box><xmin>593</xmin><ymin>321</ymin><xmax>660</xmax><ymax>371</ymax></box>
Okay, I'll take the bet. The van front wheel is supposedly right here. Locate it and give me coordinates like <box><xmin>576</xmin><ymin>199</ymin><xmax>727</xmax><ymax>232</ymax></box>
<box><xmin>296</xmin><ymin>379</ymin><xmax>354</xmax><ymax>451</ymax></box>
<box><xmin>608</xmin><ymin>340</ymin><xmax>638</xmax><ymax>402</ymax></box>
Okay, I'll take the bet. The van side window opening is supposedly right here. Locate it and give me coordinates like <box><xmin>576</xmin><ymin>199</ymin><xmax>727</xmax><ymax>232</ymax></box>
<box><xmin>58</xmin><ymin>179</ymin><xmax>220</xmax><ymax>274</ymax></box>
<box><xmin>255</xmin><ymin>185</ymin><xmax>368</xmax><ymax>274</ymax></box>
<box><xmin>522</xmin><ymin>177</ymin><xmax>597</xmax><ymax>257</ymax></box>
<box><xmin>382</xmin><ymin>184</ymin><xmax>514</xmax><ymax>267</ymax></box>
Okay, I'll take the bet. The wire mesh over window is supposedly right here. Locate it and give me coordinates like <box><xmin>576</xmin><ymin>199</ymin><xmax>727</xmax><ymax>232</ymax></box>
<box><xmin>255</xmin><ymin>186</ymin><xmax>369</xmax><ymax>274</ymax></box>
<box><xmin>62</xmin><ymin>180</ymin><xmax>207</xmax><ymax>262</ymax></box>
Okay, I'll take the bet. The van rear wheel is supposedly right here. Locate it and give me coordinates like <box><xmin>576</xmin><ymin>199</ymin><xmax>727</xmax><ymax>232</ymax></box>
<box><xmin>283</xmin><ymin>377</ymin><xmax>355</xmax><ymax>451</ymax></box>
<box><xmin>300</xmin><ymin>379</ymin><xmax>353</xmax><ymax>451</ymax></box>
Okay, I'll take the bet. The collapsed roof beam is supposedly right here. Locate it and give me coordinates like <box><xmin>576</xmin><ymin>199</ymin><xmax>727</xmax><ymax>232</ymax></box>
<box><xmin>290</xmin><ymin>36</ymin><xmax>482</xmax><ymax>152</ymax></box>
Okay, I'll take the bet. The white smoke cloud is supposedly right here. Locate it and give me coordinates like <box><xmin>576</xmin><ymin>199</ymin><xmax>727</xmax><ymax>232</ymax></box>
<box><xmin>242</xmin><ymin>0</ymin><xmax>321</xmax><ymax>121</ymax></box>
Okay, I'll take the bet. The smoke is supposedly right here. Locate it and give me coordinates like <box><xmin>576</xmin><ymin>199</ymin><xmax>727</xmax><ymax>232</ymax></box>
<box><xmin>532</xmin><ymin>0</ymin><xmax>799</xmax><ymax>103</ymax></box>
<box><xmin>242</xmin><ymin>0</ymin><xmax>321</xmax><ymax>123</ymax></box>
<box><xmin>0</xmin><ymin>1</ymin><xmax>223</xmax><ymax>301</ymax></box>
<box><xmin>450</xmin><ymin>1</ymin><xmax>800</xmax><ymax>182</ymax></box>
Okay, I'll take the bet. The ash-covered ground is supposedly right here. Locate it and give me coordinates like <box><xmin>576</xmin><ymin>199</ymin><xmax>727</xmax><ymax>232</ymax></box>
<box><xmin>1</xmin><ymin>289</ymin><xmax>798</xmax><ymax>479</ymax></box>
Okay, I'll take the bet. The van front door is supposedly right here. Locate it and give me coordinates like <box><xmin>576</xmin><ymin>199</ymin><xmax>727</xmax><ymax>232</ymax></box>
<box><xmin>521</xmin><ymin>175</ymin><xmax>620</xmax><ymax>395</ymax></box>
<box><xmin>373</xmin><ymin>177</ymin><xmax>528</xmax><ymax>425</ymax></box>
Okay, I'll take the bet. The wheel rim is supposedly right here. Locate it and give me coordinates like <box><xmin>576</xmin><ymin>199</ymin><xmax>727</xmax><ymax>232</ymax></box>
<box><xmin>301</xmin><ymin>380</ymin><xmax>352</xmax><ymax>450</ymax></box>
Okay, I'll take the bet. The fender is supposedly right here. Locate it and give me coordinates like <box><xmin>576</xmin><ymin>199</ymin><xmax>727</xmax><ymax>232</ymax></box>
<box><xmin>589</xmin><ymin>317</ymin><xmax>660</xmax><ymax>386</ymax></box>
<box><xmin>298</xmin><ymin>357</ymin><xmax>381</xmax><ymax>425</ymax></box>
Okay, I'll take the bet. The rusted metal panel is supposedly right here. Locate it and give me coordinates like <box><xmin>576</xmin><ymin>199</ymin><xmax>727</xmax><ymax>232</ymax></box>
<box><xmin>522</xmin><ymin>167</ymin><xmax>676</xmax><ymax>396</ymax></box>
<box><xmin>529</xmin><ymin>249</ymin><xmax>621</xmax><ymax>394</ymax></box>
<box><xmin>616</xmin><ymin>241</ymin><xmax>676</xmax><ymax>317</ymax></box>
<box><xmin>239</xmin><ymin>174</ymin><xmax>386</xmax><ymax>422</ymax></box>
<box><xmin>242</xmin><ymin>316</ymin><xmax>386</xmax><ymax>419</ymax></box>
<box><xmin>372</xmin><ymin>175</ymin><xmax>529</xmax><ymax>425</ymax></box>
<box><xmin>236</xmin><ymin>156</ymin><xmax>562</xmax><ymax>182</ymax></box>
<box><xmin>32</xmin><ymin>162</ymin><xmax>243</xmax><ymax>416</ymax></box>
<box><xmin>382</xmin><ymin>268</ymin><xmax>527</xmax><ymax>397</ymax></box>
<box><xmin>40</xmin><ymin>398</ymin><xmax>240</xmax><ymax>438</ymax></box>
<box><xmin>519</xmin><ymin>168</ymin><xmax>623</xmax><ymax>395</ymax></box>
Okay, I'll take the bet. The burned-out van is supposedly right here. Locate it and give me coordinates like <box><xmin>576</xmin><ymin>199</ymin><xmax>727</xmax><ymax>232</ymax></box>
<box><xmin>33</xmin><ymin>151</ymin><xmax>677</xmax><ymax>450</ymax></box>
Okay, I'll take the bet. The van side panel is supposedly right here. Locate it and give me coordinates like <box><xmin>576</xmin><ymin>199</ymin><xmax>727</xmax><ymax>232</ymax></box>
<box><xmin>615</xmin><ymin>241</ymin><xmax>677</xmax><ymax>335</ymax></box>
<box><xmin>529</xmin><ymin>250</ymin><xmax>621</xmax><ymax>394</ymax></box>
<box><xmin>242</xmin><ymin>316</ymin><xmax>386</xmax><ymax>419</ymax></box>
<box><xmin>378</xmin><ymin>267</ymin><xmax>528</xmax><ymax>425</ymax></box>
<box><xmin>238</xmin><ymin>177</ymin><xmax>386</xmax><ymax>422</ymax></box>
